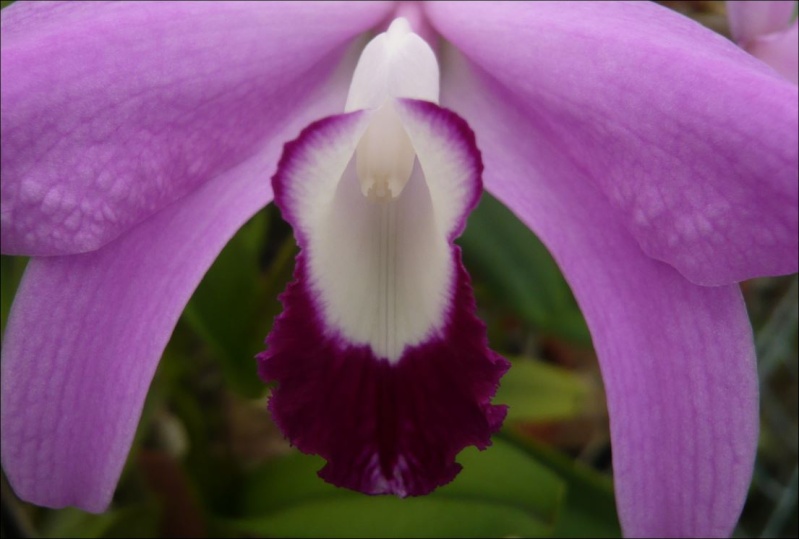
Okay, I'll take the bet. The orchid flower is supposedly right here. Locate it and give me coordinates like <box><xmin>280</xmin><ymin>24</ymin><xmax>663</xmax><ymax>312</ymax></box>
<box><xmin>727</xmin><ymin>0</ymin><xmax>798</xmax><ymax>84</ymax></box>
<box><xmin>1</xmin><ymin>2</ymin><xmax>797</xmax><ymax>538</ymax></box>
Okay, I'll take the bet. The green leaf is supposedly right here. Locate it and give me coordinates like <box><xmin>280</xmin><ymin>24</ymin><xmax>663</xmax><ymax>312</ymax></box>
<box><xmin>501</xmin><ymin>433</ymin><xmax>622</xmax><ymax>538</ymax></box>
<box><xmin>228</xmin><ymin>438</ymin><xmax>565</xmax><ymax>538</ymax></box>
<box><xmin>182</xmin><ymin>208</ymin><xmax>296</xmax><ymax>397</ymax></box>
<box><xmin>497</xmin><ymin>358</ymin><xmax>590</xmax><ymax>422</ymax></box>
<box><xmin>40</xmin><ymin>502</ymin><xmax>161</xmax><ymax>539</ymax></box>
<box><xmin>0</xmin><ymin>255</ymin><xmax>27</xmax><ymax>337</ymax></box>
<box><xmin>459</xmin><ymin>193</ymin><xmax>589</xmax><ymax>343</ymax></box>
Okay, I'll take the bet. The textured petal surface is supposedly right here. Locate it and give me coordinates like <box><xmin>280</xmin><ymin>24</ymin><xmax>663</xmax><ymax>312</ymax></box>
<box><xmin>0</xmin><ymin>38</ymin><xmax>364</xmax><ymax>512</ymax></box>
<box><xmin>746</xmin><ymin>20</ymin><xmax>799</xmax><ymax>85</ymax></box>
<box><xmin>261</xmin><ymin>103</ymin><xmax>507</xmax><ymax>496</ymax></box>
<box><xmin>727</xmin><ymin>0</ymin><xmax>796</xmax><ymax>44</ymax></box>
<box><xmin>0</xmin><ymin>1</ymin><xmax>391</xmax><ymax>256</ymax></box>
<box><xmin>439</xmin><ymin>47</ymin><xmax>759</xmax><ymax>538</ymax></box>
<box><xmin>427</xmin><ymin>1</ymin><xmax>798</xmax><ymax>286</ymax></box>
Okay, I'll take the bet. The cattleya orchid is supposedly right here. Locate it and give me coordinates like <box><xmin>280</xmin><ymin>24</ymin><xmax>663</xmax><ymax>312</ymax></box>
<box><xmin>0</xmin><ymin>2</ymin><xmax>797</xmax><ymax>538</ymax></box>
<box><xmin>727</xmin><ymin>0</ymin><xmax>798</xmax><ymax>84</ymax></box>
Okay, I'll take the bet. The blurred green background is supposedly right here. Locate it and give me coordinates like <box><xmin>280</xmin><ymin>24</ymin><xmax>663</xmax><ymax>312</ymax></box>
<box><xmin>1</xmin><ymin>1</ymin><xmax>796</xmax><ymax>538</ymax></box>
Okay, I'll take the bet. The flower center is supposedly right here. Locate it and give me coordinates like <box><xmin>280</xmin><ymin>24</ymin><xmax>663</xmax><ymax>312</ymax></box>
<box><xmin>355</xmin><ymin>102</ymin><xmax>416</xmax><ymax>201</ymax></box>
<box><xmin>292</xmin><ymin>15</ymin><xmax>442</xmax><ymax>360</ymax></box>
<box><xmin>346</xmin><ymin>17</ymin><xmax>439</xmax><ymax>204</ymax></box>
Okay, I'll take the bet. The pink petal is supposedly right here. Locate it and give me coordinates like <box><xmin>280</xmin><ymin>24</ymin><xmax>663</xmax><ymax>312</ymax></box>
<box><xmin>746</xmin><ymin>20</ymin><xmax>799</xmax><ymax>85</ymax></box>
<box><xmin>427</xmin><ymin>1</ymin><xmax>798</xmax><ymax>286</ymax></box>
<box><xmin>260</xmin><ymin>102</ymin><xmax>507</xmax><ymax>496</ymax></box>
<box><xmin>440</xmin><ymin>47</ymin><xmax>759</xmax><ymax>538</ymax></box>
<box><xmin>0</xmin><ymin>1</ymin><xmax>392</xmax><ymax>256</ymax></box>
<box><xmin>727</xmin><ymin>0</ymin><xmax>796</xmax><ymax>44</ymax></box>
<box><xmin>0</xmin><ymin>45</ymin><xmax>359</xmax><ymax>512</ymax></box>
